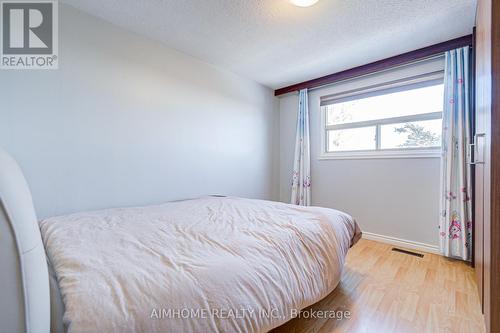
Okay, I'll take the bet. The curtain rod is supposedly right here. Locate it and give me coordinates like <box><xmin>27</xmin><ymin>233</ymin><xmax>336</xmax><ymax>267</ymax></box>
<box><xmin>274</xmin><ymin>34</ymin><xmax>473</xmax><ymax>96</ymax></box>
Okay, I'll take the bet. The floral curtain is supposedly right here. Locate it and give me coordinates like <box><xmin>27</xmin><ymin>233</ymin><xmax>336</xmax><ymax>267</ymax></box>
<box><xmin>439</xmin><ymin>47</ymin><xmax>472</xmax><ymax>261</ymax></box>
<box><xmin>291</xmin><ymin>89</ymin><xmax>311</xmax><ymax>206</ymax></box>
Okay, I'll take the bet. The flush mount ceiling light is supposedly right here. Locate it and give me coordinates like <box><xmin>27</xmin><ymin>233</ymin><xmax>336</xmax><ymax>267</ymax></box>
<box><xmin>289</xmin><ymin>0</ymin><xmax>320</xmax><ymax>7</ymax></box>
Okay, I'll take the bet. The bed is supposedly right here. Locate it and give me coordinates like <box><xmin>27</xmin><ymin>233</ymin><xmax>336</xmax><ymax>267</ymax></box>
<box><xmin>0</xmin><ymin>147</ymin><xmax>361</xmax><ymax>333</ymax></box>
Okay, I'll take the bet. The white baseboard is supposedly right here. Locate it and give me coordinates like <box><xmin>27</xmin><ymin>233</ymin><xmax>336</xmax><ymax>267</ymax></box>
<box><xmin>362</xmin><ymin>232</ymin><xmax>439</xmax><ymax>255</ymax></box>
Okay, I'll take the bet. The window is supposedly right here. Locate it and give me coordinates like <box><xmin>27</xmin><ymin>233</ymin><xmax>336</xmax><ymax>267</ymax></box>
<box><xmin>320</xmin><ymin>72</ymin><xmax>444</xmax><ymax>159</ymax></box>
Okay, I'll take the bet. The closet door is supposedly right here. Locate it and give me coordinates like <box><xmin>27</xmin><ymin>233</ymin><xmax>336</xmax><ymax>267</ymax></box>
<box><xmin>474</xmin><ymin>0</ymin><xmax>492</xmax><ymax>326</ymax></box>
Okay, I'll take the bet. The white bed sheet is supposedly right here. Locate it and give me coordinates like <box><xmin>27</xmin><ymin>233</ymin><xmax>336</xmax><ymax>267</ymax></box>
<box><xmin>40</xmin><ymin>197</ymin><xmax>361</xmax><ymax>333</ymax></box>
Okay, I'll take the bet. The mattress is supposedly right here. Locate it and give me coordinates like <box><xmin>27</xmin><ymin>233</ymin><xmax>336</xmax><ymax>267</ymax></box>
<box><xmin>40</xmin><ymin>197</ymin><xmax>361</xmax><ymax>333</ymax></box>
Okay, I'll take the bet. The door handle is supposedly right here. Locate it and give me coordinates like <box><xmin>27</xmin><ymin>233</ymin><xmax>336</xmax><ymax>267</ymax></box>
<box><xmin>469</xmin><ymin>133</ymin><xmax>485</xmax><ymax>165</ymax></box>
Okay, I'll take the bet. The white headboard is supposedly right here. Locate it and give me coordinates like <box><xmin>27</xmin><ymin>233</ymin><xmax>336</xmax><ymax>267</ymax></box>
<box><xmin>0</xmin><ymin>147</ymin><xmax>50</xmax><ymax>333</ymax></box>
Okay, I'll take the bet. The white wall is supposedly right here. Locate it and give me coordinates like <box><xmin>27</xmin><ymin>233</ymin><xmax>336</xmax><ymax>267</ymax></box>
<box><xmin>0</xmin><ymin>4</ymin><xmax>279</xmax><ymax>219</ymax></box>
<box><xmin>279</xmin><ymin>58</ymin><xmax>445</xmax><ymax>247</ymax></box>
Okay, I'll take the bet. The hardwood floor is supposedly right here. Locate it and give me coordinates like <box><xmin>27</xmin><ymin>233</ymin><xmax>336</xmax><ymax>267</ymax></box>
<box><xmin>272</xmin><ymin>239</ymin><xmax>485</xmax><ymax>333</ymax></box>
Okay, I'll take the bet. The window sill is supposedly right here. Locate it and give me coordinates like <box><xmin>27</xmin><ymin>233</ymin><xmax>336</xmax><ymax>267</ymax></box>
<box><xmin>318</xmin><ymin>149</ymin><xmax>442</xmax><ymax>160</ymax></box>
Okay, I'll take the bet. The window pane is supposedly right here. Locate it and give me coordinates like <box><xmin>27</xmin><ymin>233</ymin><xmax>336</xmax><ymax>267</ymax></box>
<box><xmin>325</xmin><ymin>84</ymin><xmax>444</xmax><ymax>126</ymax></box>
<box><xmin>380</xmin><ymin>119</ymin><xmax>442</xmax><ymax>149</ymax></box>
<box><xmin>327</xmin><ymin>127</ymin><xmax>376</xmax><ymax>152</ymax></box>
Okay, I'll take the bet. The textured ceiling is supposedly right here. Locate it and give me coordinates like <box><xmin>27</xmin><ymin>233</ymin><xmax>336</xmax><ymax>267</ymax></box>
<box><xmin>62</xmin><ymin>0</ymin><xmax>477</xmax><ymax>89</ymax></box>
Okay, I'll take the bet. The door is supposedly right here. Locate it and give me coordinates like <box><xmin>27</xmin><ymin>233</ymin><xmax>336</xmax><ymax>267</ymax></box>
<box><xmin>474</xmin><ymin>0</ymin><xmax>492</xmax><ymax>327</ymax></box>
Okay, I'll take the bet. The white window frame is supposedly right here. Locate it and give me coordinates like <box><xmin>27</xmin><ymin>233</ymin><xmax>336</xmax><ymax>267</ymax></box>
<box><xmin>319</xmin><ymin>72</ymin><xmax>444</xmax><ymax>160</ymax></box>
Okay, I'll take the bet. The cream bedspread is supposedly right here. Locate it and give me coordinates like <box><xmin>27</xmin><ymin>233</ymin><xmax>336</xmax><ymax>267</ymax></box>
<box><xmin>40</xmin><ymin>197</ymin><xmax>361</xmax><ymax>333</ymax></box>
